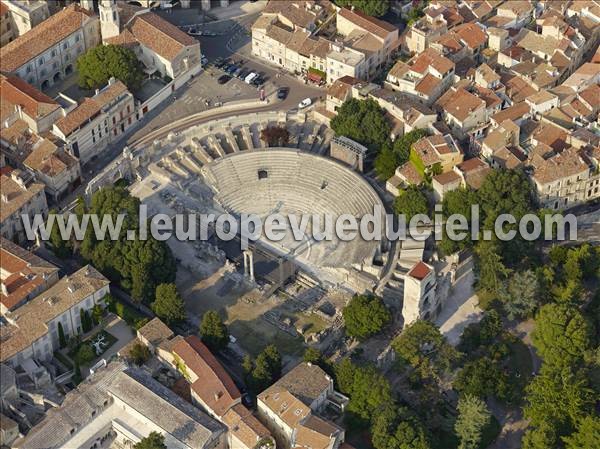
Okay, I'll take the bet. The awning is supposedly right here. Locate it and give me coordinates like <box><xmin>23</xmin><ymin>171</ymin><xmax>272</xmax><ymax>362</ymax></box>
<box><xmin>307</xmin><ymin>72</ymin><xmax>324</xmax><ymax>82</ymax></box>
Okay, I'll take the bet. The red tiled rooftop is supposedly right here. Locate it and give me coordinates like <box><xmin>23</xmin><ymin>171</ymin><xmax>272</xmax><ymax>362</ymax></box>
<box><xmin>408</xmin><ymin>261</ymin><xmax>432</xmax><ymax>280</ymax></box>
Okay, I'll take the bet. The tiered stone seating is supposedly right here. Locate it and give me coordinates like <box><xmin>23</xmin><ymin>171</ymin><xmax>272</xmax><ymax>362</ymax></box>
<box><xmin>207</xmin><ymin>135</ymin><xmax>227</xmax><ymax>157</ymax></box>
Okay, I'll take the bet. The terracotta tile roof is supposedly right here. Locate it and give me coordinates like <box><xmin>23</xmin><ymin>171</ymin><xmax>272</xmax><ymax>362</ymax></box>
<box><xmin>338</xmin><ymin>7</ymin><xmax>397</xmax><ymax>39</ymax></box>
<box><xmin>263</xmin><ymin>0</ymin><xmax>324</xmax><ymax>29</ymax></box>
<box><xmin>415</xmin><ymin>73</ymin><xmax>442</xmax><ymax>97</ymax></box>
<box><xmin>0</xmin><ymin>265</ymin><xmax>109</xmax><ymax>362</ymax></box>
<box><xmin>433</xmin><ymin>170</ymin><xmax>461</xmax><ymax>186</ymax></box>
<box><xmin>578</xmin><ymin>84</ymin><xmax>600</xmax><ymax>110</ymax></box>
<box><xmin>265</xmin><ymin>22</ymin><xmax>293</xmax><ymax>44</ymax></box>
<box><xmin>456</xmin><ymin>157</ymin><xmax>488</xmax><ymax>173</ymax></box>
<box><xmin>491</xmin><ymin>101</ymin><xmax>530</xmax><ymax>124</ymax></box>
<box><xmin>222</xmin><ymin>404</ymin><xmax>272</xmax><ymax>449</ymax></box>
<box><xmin>0</xmin><ymin>76</ymin><xmax>59</xmax><ymax>120</ymax></box>
<box><xmin>54</xmin><ymin>81</ymin><xmax>129</xmax><ymax>136</ymax></box>
<box><xmin>295</xmin><ymin>415</ymin><xmax>341</xmax><ymax>449</ymax></box>
<box><xmin>0</xmin><ymin>237</ymin><xmax>59</xmax><ymax>312</ymax></box>
<box><xmin>128</xmin><ymin>12</ymin><xmax>198</xmax><ymax>62</ymax></box>
<box><xmin>433</xmin><ymin>33</ymin><xmax>464</xmax><ymax>55</ymax></box>
<box><xmin>436</xmin><ymin>87</ymin><xmax>485</xmax><ymax>122</ymax></box>
<box><xmin>0</xmin><ymin>1</ymin><xmax>8</xmax><ymax>17</ymax></box>
<box><xmin>408</xmin><ymin>261</ymin><xmax>432</xmax><ymax>280</ymax></box>
<box><xmin>413</xmin><ymin>135</ymin><xmax>456</xmax><ymax>165</ymax></box>
<box><xmin>262</xmin><ymin>362</ymin><xmax>332</xmax><ymax>407</ymax></box>
<box><xmin>410</xmin><ymin>48</ymin><xmax>454</xmax><ymax>75</ymax></box>
<box><xmin>532</xmin><ymin>147</ymin><xmax>590</xmax><ymax>185</ymax></box>
<box><xmin>530</xmin><ymin>120</ymin><xmax>568</xmax><ymax>152</ymax></box>
<box><xmin>137</xmin><ymin>317</ymin><xmax>173</xmax><ymax>347</ymax></box>
<box><xmin>0</xmin><ymin>4</ymin><xmax>94</xmax><ymax>73</ymax></box>
<box><xmin>327</xmin><ymin>76</ymin><xmax>359</xmax><ymax>101</ymax></box>
<box><xmin>258</xmin><ymin>386</ymin><xmax>310</xmax><ymax>428</ymax></box>
<box><xmin>172</xmin><ymin>335</ymin><xmax>241</xmax><ymax>417</ymax></box>
<box><xmin>473</xmin><ymin>85</ymin><xmax>502</xmax><ymax>109</ymax></box>
<box><xmin>0</xmin><ymin>173</ymin><xmax>45</xmax><ymax>223</ymax></box>
<box><xmin>454</xmin><ymin>22</ymin><xmax>488</xmax><ymax>49</ymax></box>
<box><xmin>23</xmin><ymin>139</ymin><xmax>79</xmax><ymax>178</ymax></box>
<box><xmin>104</xmin><ymin>29</ymin><xmax>139</xmax><ymax>50</ymax></box>
<box><xmin>398</xmin><ymin>162</ymin><xmax>424</xmax><ymax>185</ymax></box>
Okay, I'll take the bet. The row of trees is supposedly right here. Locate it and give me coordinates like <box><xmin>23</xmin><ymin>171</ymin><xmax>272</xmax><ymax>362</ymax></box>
<box><xmin>242</xmin><ymin>345</ymin><xmax>282</xmax><ymax>394</ymax></box>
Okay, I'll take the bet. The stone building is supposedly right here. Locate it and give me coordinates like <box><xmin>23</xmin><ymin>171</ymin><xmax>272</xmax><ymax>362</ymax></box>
<box><xmin>402</xmin><ymin>261</ymin><xmax>439</xmax><ymax>326</ymax></box>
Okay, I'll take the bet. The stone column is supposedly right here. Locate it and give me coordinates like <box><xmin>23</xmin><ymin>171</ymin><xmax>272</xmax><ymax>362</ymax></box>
<box><xmin>201</xmin><ymin>0</ymin><xmax>211</xmax><ymax>11</ymax></box>
<box><xmin>243</xmin><ymin>250</ymin><xmax>255</xmax><ymax>282</ymax></box>
<box><xmin>220</xmin><ymin>0</ymin><xmax>230</xmax><ymax>7</ymax></box>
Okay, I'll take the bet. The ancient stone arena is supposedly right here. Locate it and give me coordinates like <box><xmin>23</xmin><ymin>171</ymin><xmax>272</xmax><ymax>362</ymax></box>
<box><xmin>202</xmin><ymin>148</ymin><xmax>386</xmax><ymax>271</ymax></box>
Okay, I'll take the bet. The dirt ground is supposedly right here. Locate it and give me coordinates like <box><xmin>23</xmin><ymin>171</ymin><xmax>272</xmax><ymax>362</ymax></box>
<box><xmin>177</xmin><ymin>266</ymin><xmax>306</xmax><ymax>358</ymax></box>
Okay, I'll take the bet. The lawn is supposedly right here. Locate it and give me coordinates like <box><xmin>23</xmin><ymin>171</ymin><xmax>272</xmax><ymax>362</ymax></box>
<box><xmin>229</xmin><ymin>320</ymin><xmax>304</xmax><ymax>358</ymax></box>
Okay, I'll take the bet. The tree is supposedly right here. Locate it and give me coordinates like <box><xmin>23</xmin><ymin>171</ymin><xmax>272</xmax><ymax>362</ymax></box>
<box><xmin>524</xmin><ymin>365</ymin><xmax>594</xmax><ymax>436</ymax></box>
<box><xmin>92</xmin><ymin>304</ymin><xmax>104</xmax><ymax>325</ymax></box>
<box><xmin>374</xmin><ymin>147</ymin><xmax>398</xmax><ymax>180</ymax></box>
<box><xmin>562</xmin><ymin>415</ymin><xmax>600</xmax><ymax>449</ymax></box>
<box><xmin>335</xmin><ymin>0</ymin><xmax>389</xmax><ymax>17</ymax></box>
<box><xmin>77</xmin><ymin>344</ymin><xmax>96</xmax><ymax>364</ymax></box>
<box><xmin>498</xmin><ymin>269</ymin><xmax>540</xmax><ymax>320</ymax></box>
<box><xmin>80</xmin><ymin>309</ymin><xmax>93</xmax><ymax>333</ymax></box>
<box><xmin>199</xmin><ymin>310</ymin><xmax>229</xmax><ymax>352</ymax></box>
<box><xmin>58</xmin><ymin>322</ymin><xmax>67</xmax><ymax>348</ymax></box>
<box><xmin>80</xmin><ymin>186</ymin><xmax>176</xmax><ymax>303</ymax></box>
<box><xmin>330</xmin><ymin>99</ymin><xmax>391</xmax><ymax>152</ymax></box>
<box><xmin>248</xmin><ymin>345</ymin><xmax>282</xmax><ymax>392</ymax></box>
<box><xmin>260</xmin><ymin>126</ymin><xmax>290</xmax><ymax>146</ymax></box>
<box><xmin>77</xmin><ymin>44</ymin><xmax>144</xmax><ymax>90</ymax></box>
<box><xmin>532</xmin><ymin>303</ymin><xmax>592</xmax><ymax>368</ymax></box>
<box><xmin>522</xmin><ymin>423</ymin><xmax>558</xmax><ymax>449</ymax></box>
<box><xmin>48</xmin><ymin>209</ymin><xmax>72</xmax><ymax>258</ymax></box>
<box><xmin>454</xmin><ymin>394</ymin><xmax>491</xmax><ymax>449</ymax></box>
<box><xmin>393</xmin><ymin>320</ymin><xmax>457</xmax><ymax>378</ymax></box>
<box><xmin>151</xmin><ymin>283</ymin><xmax>186</xmax><ymax>325</ymax></box>
<box><xmin>134</xmin><ymin>432</ymin><xmax>166</xmax><ymax>449</ymax></box>
<box><xmin>394</xmin><ymin>129</ymin><xmax>429</xmax><ymax>165</ymax></box>
<box><xmin>475</xmin><ymin>239</ymin><xmax>511</xmax><ymax>295</ymax></box>
<box><xmin>454</xmin><ymin>357</ymin><xmax>509</xmax><ymax>401</ymax></box>
<box><xmin>478</xmin><ymin>310</ymin><xmax>502</xmax><ymax>343</ymax></box>
<box><xmin>334</xmin><ymin>359</ymin><xmax>392</xmax><ymax>423</ymax></box>
<box><xmin>129</xmin><ymin>341</ymin><xmax>151</xmax><ymax>366</ymax></box>
<box><xmin>394</xmin><ymin>186</ymin><xmax>429</xmax><ymax>222</ymax></box>
<box><xmin>342</xmin><ymin>295</ymin><xmax>391</xmax><ymax>340</ymax></box>
<box><xmin>371</xmin><ymin>406</ymin><xmax>431</xmax><ymax>449</ymax></box>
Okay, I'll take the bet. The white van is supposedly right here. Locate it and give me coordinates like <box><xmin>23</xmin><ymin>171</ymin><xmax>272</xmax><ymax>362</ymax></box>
<box><xmin>245</xmin><ymin>72</ymin><xmax>258</xmax><ymax>84</ymax></box>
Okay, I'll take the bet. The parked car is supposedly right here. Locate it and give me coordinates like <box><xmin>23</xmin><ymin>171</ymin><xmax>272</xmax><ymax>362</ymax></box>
<box><xmin>201</xmin><ymin>55</ymin><xmax>208</xmax><ymax>65</ymax></box>
<box><xmin>213</xmin><ymin>57</ymin><xmax>225</xmax><ymax>68</ymax></box>
<box><xmin>226</xmin><ymin>64</ymin><xmax>238</xmax><ymax>75</ymax></box>
<box><xmin>252</xmin><ymin>76</ymin><xmax>265</xmax><ymax>87</ymax></box>
<box><xmin>277</xmin><ymin>87</ymin><xmax>289</xmax><ymax>100</ymax></box>
<box><xmin>244</xmin><ymin>72</ymin><xmax>258</xmax><ymax>84</ymax></box>
<box><xmin>238</xmin><ymin>68</ymin><xmax>250</xmax><ymax>79</ymax></box>
<box><xmin>217</xmin><ymin>74</ymin><xmax>232</xmax><ymax>84</ymax></box>
<box><xmin>232</xmin><ymin>67</ymin><xmax>243</xmax><ymax>78</ymax></box>
<box><xmin>298</xmin><ymin>98</ymin><xmax>312</xmax><ymax>108</ymax></box>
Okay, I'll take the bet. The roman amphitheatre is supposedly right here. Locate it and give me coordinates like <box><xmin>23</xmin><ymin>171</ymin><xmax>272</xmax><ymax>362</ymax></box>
<box><xmin>107</xmin><ymin>110</ymin><xmax>426</xmax><ymax>359</ymax></box>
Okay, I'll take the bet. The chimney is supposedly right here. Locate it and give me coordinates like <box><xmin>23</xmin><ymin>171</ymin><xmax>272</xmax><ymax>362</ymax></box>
<box><xmin>1</xmin><ymin>283</ymin><xmax>7</xmax><ymax>296</ymax></box>
<box><xmin>1</xmin><ymin>193</ymin><xmax>8</xmax><ymax>203</ymax></box>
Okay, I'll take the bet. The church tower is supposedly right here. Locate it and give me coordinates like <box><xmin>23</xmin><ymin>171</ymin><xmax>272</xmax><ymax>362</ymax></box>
<box><xmin>99</xmin><ymin>0</ymin><xmax>120</xmax><ymax>41</ymax></box>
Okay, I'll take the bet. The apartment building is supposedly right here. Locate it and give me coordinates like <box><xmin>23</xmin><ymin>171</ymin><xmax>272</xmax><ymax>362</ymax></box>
<box><xmin>0</xmin><ymin>170</ymin><xmax>47</xmax><ymax>244</ymax></box>
<box><xmin>0</xmin><ymin>265</ymin><xmax>110</xmax><ymax>367</ymax></box>
<box><xmin>23</xmin><ymin>137</ymin><xmax>82</xmax><ymax>201</ymax></box>
<box><xmin>0</xmin><ymin>75</ymin><xmax>62</xmax><ymax>134</ymax></box>
<box><xmin>257</xmin><ymin>362</ymin><xmax>348</xmax><ymax>449</ymax></box>
<box><xmin>52</xmin><ymin>79</ymin><xmax>135</xmax><ymax>164</ymax></box>
<box><xmin>13</xmin><ymin>363</ymin><xmax>226</xmax><ymax>449</ymax></box>
<box><xmin>385</xmin><ymin>48</ymin><xmax>455</xmax><ymax>106</ymax></box>
<box><xmin>0</xmin><ymin>237</ymin><xmax>59</xmax><ymax>315</ymax></box>
<box><xmin>0</xmin><ymin>0</ymin><xmax>49</xmax><ymax>37</ymax></box>
<box><xmin>0</xmin><ymin>4</ymin><xmax>101</xmax><ymax>91</ymax></box>
<box><xmin>435</xmin><ymin>86</ymin><xmax>489</xmax><ymax>140</ymax></box>
<box><xmin>531</xmin><ymin>146</ymin><xmax>598</xmax><ymax>209</ymax></box>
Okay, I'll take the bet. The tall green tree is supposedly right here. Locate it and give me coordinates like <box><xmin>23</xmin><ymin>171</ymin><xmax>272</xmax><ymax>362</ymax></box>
<box><xmin>532</xmin><ymin>303</ymin><xmax>592</xmax><ymax>368</ymax></box>
<box><xmin>524</xmin><ymin>365</ymin><xmax>594</xmax><ymax>437</ymax></box>
<box><xmin>498</xmin><ymin>269</ymin><xmax>540</xmax><ymax>320</ymax></box>
<box><xmin>151</xmin><ymin>283</ymin><xmax>186</xmax><ymax>325</ymax></box>
<box><xmin>248</xmin><ymin>345</ymin><xmax>282</xmax><ymax>392</ymax></box>
<box><xmin>331</xmin><ymin>98</ymin><xmax>391</xmax><ymax>152</ymax></box>
<box><xmin>475</xmin><ymin>239</ymin><xmax>511</xmax><ymax>294</ymax></box>
<box><xmin>562</xmin><ymin>415</ymin><xmax>600</xmax><ymax>449</ymax></box>
<box><xmin>199</xmin><ymin>310</ymin><xmax>229</xmax><ymax>352</ymax></box>
<box><xmin>335</xmin><ymin>0</ymin><xmax>390</xmax><ymax>17</ymax></box>
<box><xmin>454</xmin><ymin>394</ymin><xmax>491</xmax><ymax>449</ymax></box>
<box><xmin>134</xmin><ymin>432</ymin><xmax>166</xmax><ymax>449</ymax></box>
<box><xmin>77</xmin><ymin>44</ymin><xmax>144</xmax><ymax>90</ymax></box>
<box><xmin>58</xmin><ymin>322</ymin><xmax>67</xmax><ymax>348</ymax></box>
<box><xmin>80</xmin><ymin>186</ymin><xmax>176</xmax><ymax>303</ymax></box>
<box><xmin>394</xmin><ymin>186</ymin><xmax>429</xmax><ymax>222</ymax></box>
<box><xmin>371</xmin><ymin>406</ymin><xmax>431</xmax><ymax>449</ymax></box>
<box><xmin>393</xmin><ymin>320</ymin><xmax>457</xmax><ymax>379</ymax></box>
<box><xmin>342</xmin><ymin>295</ymin><xmax>391</xmax><ymax>340</ymax></box>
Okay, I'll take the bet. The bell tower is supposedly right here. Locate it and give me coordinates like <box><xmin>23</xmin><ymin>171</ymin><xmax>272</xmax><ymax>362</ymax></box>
<box><xmin>99</xmin><ymin>0</ymin><xmax>120</xmax><ymax>41</ymax></box>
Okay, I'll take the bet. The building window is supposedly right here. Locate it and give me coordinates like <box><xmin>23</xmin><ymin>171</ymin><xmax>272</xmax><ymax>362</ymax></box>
<box><xmin>38</xmin><ymin>57</ymin><xmax>44</xmax><ymax>66</ymax></box>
